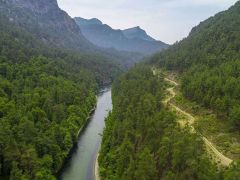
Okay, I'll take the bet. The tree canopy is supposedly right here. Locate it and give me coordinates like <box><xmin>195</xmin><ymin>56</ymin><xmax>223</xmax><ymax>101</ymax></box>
<box><xmin>149</xmin><ymin>2</ymin><xmax>240</xmax><ymax>131</ymax></box>
<box><xmin>0</xmin><ymin>9</ymin><xmax>121</xmax><ymax>180</ymax></box>
<box><xmin>99</xmin><ymin>65</ymin><xmax>223</xmax><ymax>179</ymax></box>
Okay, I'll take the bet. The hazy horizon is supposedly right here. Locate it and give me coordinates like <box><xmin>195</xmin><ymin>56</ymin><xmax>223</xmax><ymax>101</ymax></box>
<box><xmin>58</xmin><ymin>0</ymin><xmax>237</xmax><ymax>44</ymax></box>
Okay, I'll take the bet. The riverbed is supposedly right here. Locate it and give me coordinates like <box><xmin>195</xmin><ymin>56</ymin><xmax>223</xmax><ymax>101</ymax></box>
<box><xmin>59</xmin><ymin>89</ymin><xmax>112</xmax><ymax>180</ymax></box>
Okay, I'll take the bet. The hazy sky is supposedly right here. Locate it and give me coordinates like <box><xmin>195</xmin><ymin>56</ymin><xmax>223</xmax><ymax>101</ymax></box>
<box><xmin>57</xmin><ymin>0</ymin><xmax>237</xmax><ymax>44</ymax></box>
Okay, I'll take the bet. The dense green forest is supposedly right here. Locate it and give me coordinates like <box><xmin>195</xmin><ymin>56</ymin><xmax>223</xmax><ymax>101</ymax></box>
<box><xmin>150</xmin><ymin>1</ymin><xmax>240</xmax><ymax>130</ymax></box>
<box><xmin>0</xmin><ymin>14</ymin><xmax>121</xmax><ymax>85</ymax></box>
<box><xmin>0</xmin><ymin>11</ymin><xmax>121</xmax><ymax>179</ymax></box>
<box><xmin>98</xmin><ymin>65</ymin><xmax>240</xmax><ymax>179</ymax></box>
<box><xmin>181</xmin><ymin>61</ymin><xmax>240</xmax><ymax>129</ymax></box>
<box><xmin>0</xmin><ymin>1</ymin><xmax>142</xmax><ymax>69</ymax></box>
<box><xmin>0</xmin><ymin>57</ymin><xmax>97</xmax><ymax>179</ymax></box>
<box><xmin>1</xmin><ymin>0</ymin><xmax>240</xmax><ymax>179</ymax></box>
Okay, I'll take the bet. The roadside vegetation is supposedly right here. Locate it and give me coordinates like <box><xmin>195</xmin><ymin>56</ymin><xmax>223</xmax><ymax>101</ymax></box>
<box><xmin>98</xmin><ymin>65</ymin><xmax>231</xmax><ymax>180</ymax></box>
<box><xmin>173</xmin><ymin>88</ymin><xmax>240</xmax><ymax>160</ymax></box>
<box><xmin>148</xmin><ymin>2</ymin><xmax>240</xmax><ymax>178</ymax></box>
<box><xmin>150</xmin><ymin>2</ymin><xmax>240</xmax><ymax>133</ymax></box>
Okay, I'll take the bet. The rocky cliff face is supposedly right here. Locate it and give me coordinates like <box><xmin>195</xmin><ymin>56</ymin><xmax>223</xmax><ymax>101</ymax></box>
<box><xmin>6</xmin><ymin>0</ymin><xmax>58</xmax><ymax>13</ymax></box>
<box><xmin>12</xmin><ymin>0</ymin><xmax>80</xmax><ymax>34</ymax></box>
<box><xmin>0</xmin><ymin>0</ymin><xmax>91</xmax><ymax>51</ymax></box>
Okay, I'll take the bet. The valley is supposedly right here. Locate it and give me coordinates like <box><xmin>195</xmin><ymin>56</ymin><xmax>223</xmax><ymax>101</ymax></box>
<box><xmin>0</xmin><ymin>0</ymin><xmax>240</xmax><ymax>179</ymax></box>
<box><xmin>59</xmin><ymin>89</ymin><xmax>112</xmax><ymax>180</ymax></box>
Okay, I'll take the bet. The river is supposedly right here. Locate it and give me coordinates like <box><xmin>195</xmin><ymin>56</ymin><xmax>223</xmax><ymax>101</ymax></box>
<box><xmin>59</xmin><ymin>88</ymin><xmax>112</xmax><ymax>180</ymax></box>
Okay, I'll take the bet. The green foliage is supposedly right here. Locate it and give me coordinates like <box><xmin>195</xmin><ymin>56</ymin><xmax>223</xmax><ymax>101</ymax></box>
<box><xmin>0</xmin><ymin>56</ymin><xmax>98</xmax><ymax>179</ymax></box>
<box><xmin>147</xmin><ymin>2</ymin><xmax>240</xmax><ymax>177</ymax></box>
<box><xmin>151</xmin><ymin>2</ymin><xmax>240</xmax><ymax>72</ymax></box>
<box><xmin>0</xmin><ymin>5</ymin><xmax>121</xmax><ymax>179</ymax></box>
<box><xmin>99</xmin><ymin>65</ymin><xmax>219</xmax><ymax>179</ymax></box>
<box><xmin>224</xmin><ymin>161</ymin><xmax>240</xmax><ymax>180</ymax></box>
<box><xmin>181</xmin><ymin>61</ymin><xmax>240</xmax><ymax>130</ymax></box>
<box><xmin>0</xmin><ymin>13</ymin><xmax>122</xmax><ymax>86</ymax></box>
<box><xmin>150</xmin><ymin>2</ymin><xmax>240</xmax><ymax>132</ymax></box>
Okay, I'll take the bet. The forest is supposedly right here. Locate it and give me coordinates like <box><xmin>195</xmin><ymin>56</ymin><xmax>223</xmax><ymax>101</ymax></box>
<box><xmin>0</xmin><ymin>14</ymin><xmax>121</xmax><ymax>86</ymax></box>
<box><xmin>0</xmin><ymin>56</ymin><xmax>97</xmax><ymax>179</ymax></box>
<box><xmin>1</xmin><ymin>0</ymin><xmax>240</xmax><ymax>179</ymax></box>
<box><xmin>150</xmin><ymin>1</ymin><xmax>240</xmax><ymax>131</ymax></box>
<box><xmin>181</xmin><ymin>61</ymin><xmax>240</xmax><ymax>130</ymax></box>
<box><xmin>0</xmin><ymin>11</ymin><xmax>121</xmax><ymax>180</ymax></box>
<box><xmin>98</xmin><ymin>65</ymin><xmax>240</xmax><ymax>180</ymax></box>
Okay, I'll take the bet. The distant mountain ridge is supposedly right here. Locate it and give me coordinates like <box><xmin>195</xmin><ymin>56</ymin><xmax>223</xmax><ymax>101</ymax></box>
<box><xmin>74</xmin><ymin>17</ymin><xmax>169</xmax><ymax>55</ymax></box>
<box><xmin>75</xmin><ymin>17</ymin><xmax>103</xmax><ymax>26</ymax></box>
<box><xmin>123</xmin><ymin>26</ymin><xmax>156</xmax><ymax>41</ymax></box>
<box><xmin>0</xmin><ymin>0</ymin><xmax>145</xmax><ymax>68</ymax></box>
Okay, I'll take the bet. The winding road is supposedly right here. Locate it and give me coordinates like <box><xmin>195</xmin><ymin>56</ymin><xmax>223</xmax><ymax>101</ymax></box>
<box><xmin>162</xmin><ymin>73</ymin><xmax>233</xmax><ymax>167</ymax></box>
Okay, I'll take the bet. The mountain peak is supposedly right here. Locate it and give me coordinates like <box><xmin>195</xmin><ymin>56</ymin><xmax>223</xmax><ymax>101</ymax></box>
<box><xmin>125</xmin><ymin>26</ymin><xmax>144</xmax><ymax>33</ymax></box>
<box><xmin>90</xmin><ymin>18</ymin><xmax>102</xmax><ymax>24</ymax></box>
<box><xmin>133</xmin><ymin>26</ymin><xmax>141</xmax><ymax>29</ymax></box>
<box><xmin>74</xmin><ymin>17</ymin><xmax>103</xmax><ymax>26</ymax></box>
<box><xmin>123</xmin><ymin>26</ymin><xmax>156</xmax><ymax>41</ymax></box>
<box><xmin>75</xmin><ymin>17</ymin><xmax>168</xmax><ymax>55</ymax></box>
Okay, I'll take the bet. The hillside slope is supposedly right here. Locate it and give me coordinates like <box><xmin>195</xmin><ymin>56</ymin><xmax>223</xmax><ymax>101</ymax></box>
<box><xmin>98</xmin><ymin>65</ymin><xmax>231</xmax><ymax>179</ymax></box>
<box><xmin>150</xmin><ymin>1</ymin><xmax>240</xmax><ymax>130</ymax></box>
<box><xmin>0</xmin><ymin>0</ymin><xmax>142</xmax><ymax>68</ymax></box>
<box><xmin>151</xmin><ymin>1</ymin><xmax>240</xmax><ymax>71</ymax></box>
<box><xmin>0</xmin><ymin>0</ymin><xmax>93</xmax><ymax>51</ymax></box>
<box><xmin>122</xmin><ymin>26</ymin><xmax>156</xmax><ymax>41</ymax></box>
<box><xmin>0</xmin><ymin>1</ymin><xmax>122</xmax><ymax>179</ymax></box>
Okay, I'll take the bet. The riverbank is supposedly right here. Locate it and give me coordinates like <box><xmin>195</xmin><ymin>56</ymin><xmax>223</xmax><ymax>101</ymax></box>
<box><xmin>57</xmin><ymin>102</ymin><xmax>97</xmax><ymax>178</ymax></box>
<box><xmin>77</xmin><ymin>105</ymin><xmax>97</xmax><ymax>136</ymax></box>
<box><xmin>58</xmin><ymin>89</ymin><xmax>112</xmax><ymax>180</ymax></box>
<box><xmin>94</xmin><ymin>153</ymin><xmax>100</xmax><ymax>180</ymax></box>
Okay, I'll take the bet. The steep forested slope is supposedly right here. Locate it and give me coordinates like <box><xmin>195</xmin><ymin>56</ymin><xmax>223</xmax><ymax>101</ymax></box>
<box><xmin>0</xmin><ymin>1</ymin><xmax>122</xmax><ymax>179</ymax></box>
<box><xmin>0</xmin><ymin>57</ymin><xmax>97</xmax><ymax>179</ymax></box>
<box><xmin>0</xmin><ymin>0</ymin><xmax>141</xmax><ymax>68</ymax></box>
<box><xmin>0</xmin><ymin>14</ymin><xmax>121</xmax><ymax>85</ymax></box>
<box><xmin>151</xmin><ymin>1</ymin><xmax>240</xmax><ymax>71</ymax></box>
<box><xmin>150</xmin><ymin>1</ymin><xmax>240</xmax><ymax>130</ymax></box>
<box><xmin>98</xmin><ymin>66</ymin><xmax>227</xmax><ymax>179</ymax></box>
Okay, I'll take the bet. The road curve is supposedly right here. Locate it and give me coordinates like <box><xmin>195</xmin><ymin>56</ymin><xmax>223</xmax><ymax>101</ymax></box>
<box><xmin>164</xmin><ymin>77</ymin><xmax>233</xmax><ymax>167</ymax></box>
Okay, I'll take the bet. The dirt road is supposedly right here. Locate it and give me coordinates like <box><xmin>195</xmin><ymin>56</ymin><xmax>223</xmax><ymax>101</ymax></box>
<box><xmin>164</xmin><ymin>77</ymin><xmax>233</xmax><ymax>167</ymax></box>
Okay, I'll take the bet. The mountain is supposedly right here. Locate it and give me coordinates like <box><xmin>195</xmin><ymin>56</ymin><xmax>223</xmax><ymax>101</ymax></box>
<box><xmin>0</xmin><ymin>0</ymin><xmax>143</xmax><ymax>68</ymax></box>
<box><xmin>150</xmin><ymin>1</ymin><xmax>240</xmax><ymax>129</ymax></box>
<box><xmin>122</xmin><ymin>26</ymin><xmax>155</xmax><ymax>41</ymax></box>
<box><xmin>99</xmin><ymin>65</ymin><xmax>223</xmax><ymax>180</ymax></box>
<box><xmin>150</xmin><ymin>1</ymin><xmax>240</xmax><ymax>71</ymax></box>
<box><xmin>0</xmin><ymin>0</ymin><xmax>93</xmax><ymax>51</ymax></box>
<box><xmin>75</xmin><ymin>17</ymin><xmax>103</xmax><ymax>26</ymax></box>
<box><xmin>0</xmin><ymin>0</ymin><xmax>124</xmax><ymax>179</ymax></box>
<box><xmin>0</xmin><ymin>0</ymin><xmax>124</xmax><ymax>84</ymax></box>
<box><xmin>74</xmin><ymin>17</ymin><xmax>169</xmax><ymax>55</ymax></box>
<box><xmin>98</xmin><ymin>2</ymin><xmax>240</xmax><ymax>179</ymax></box>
